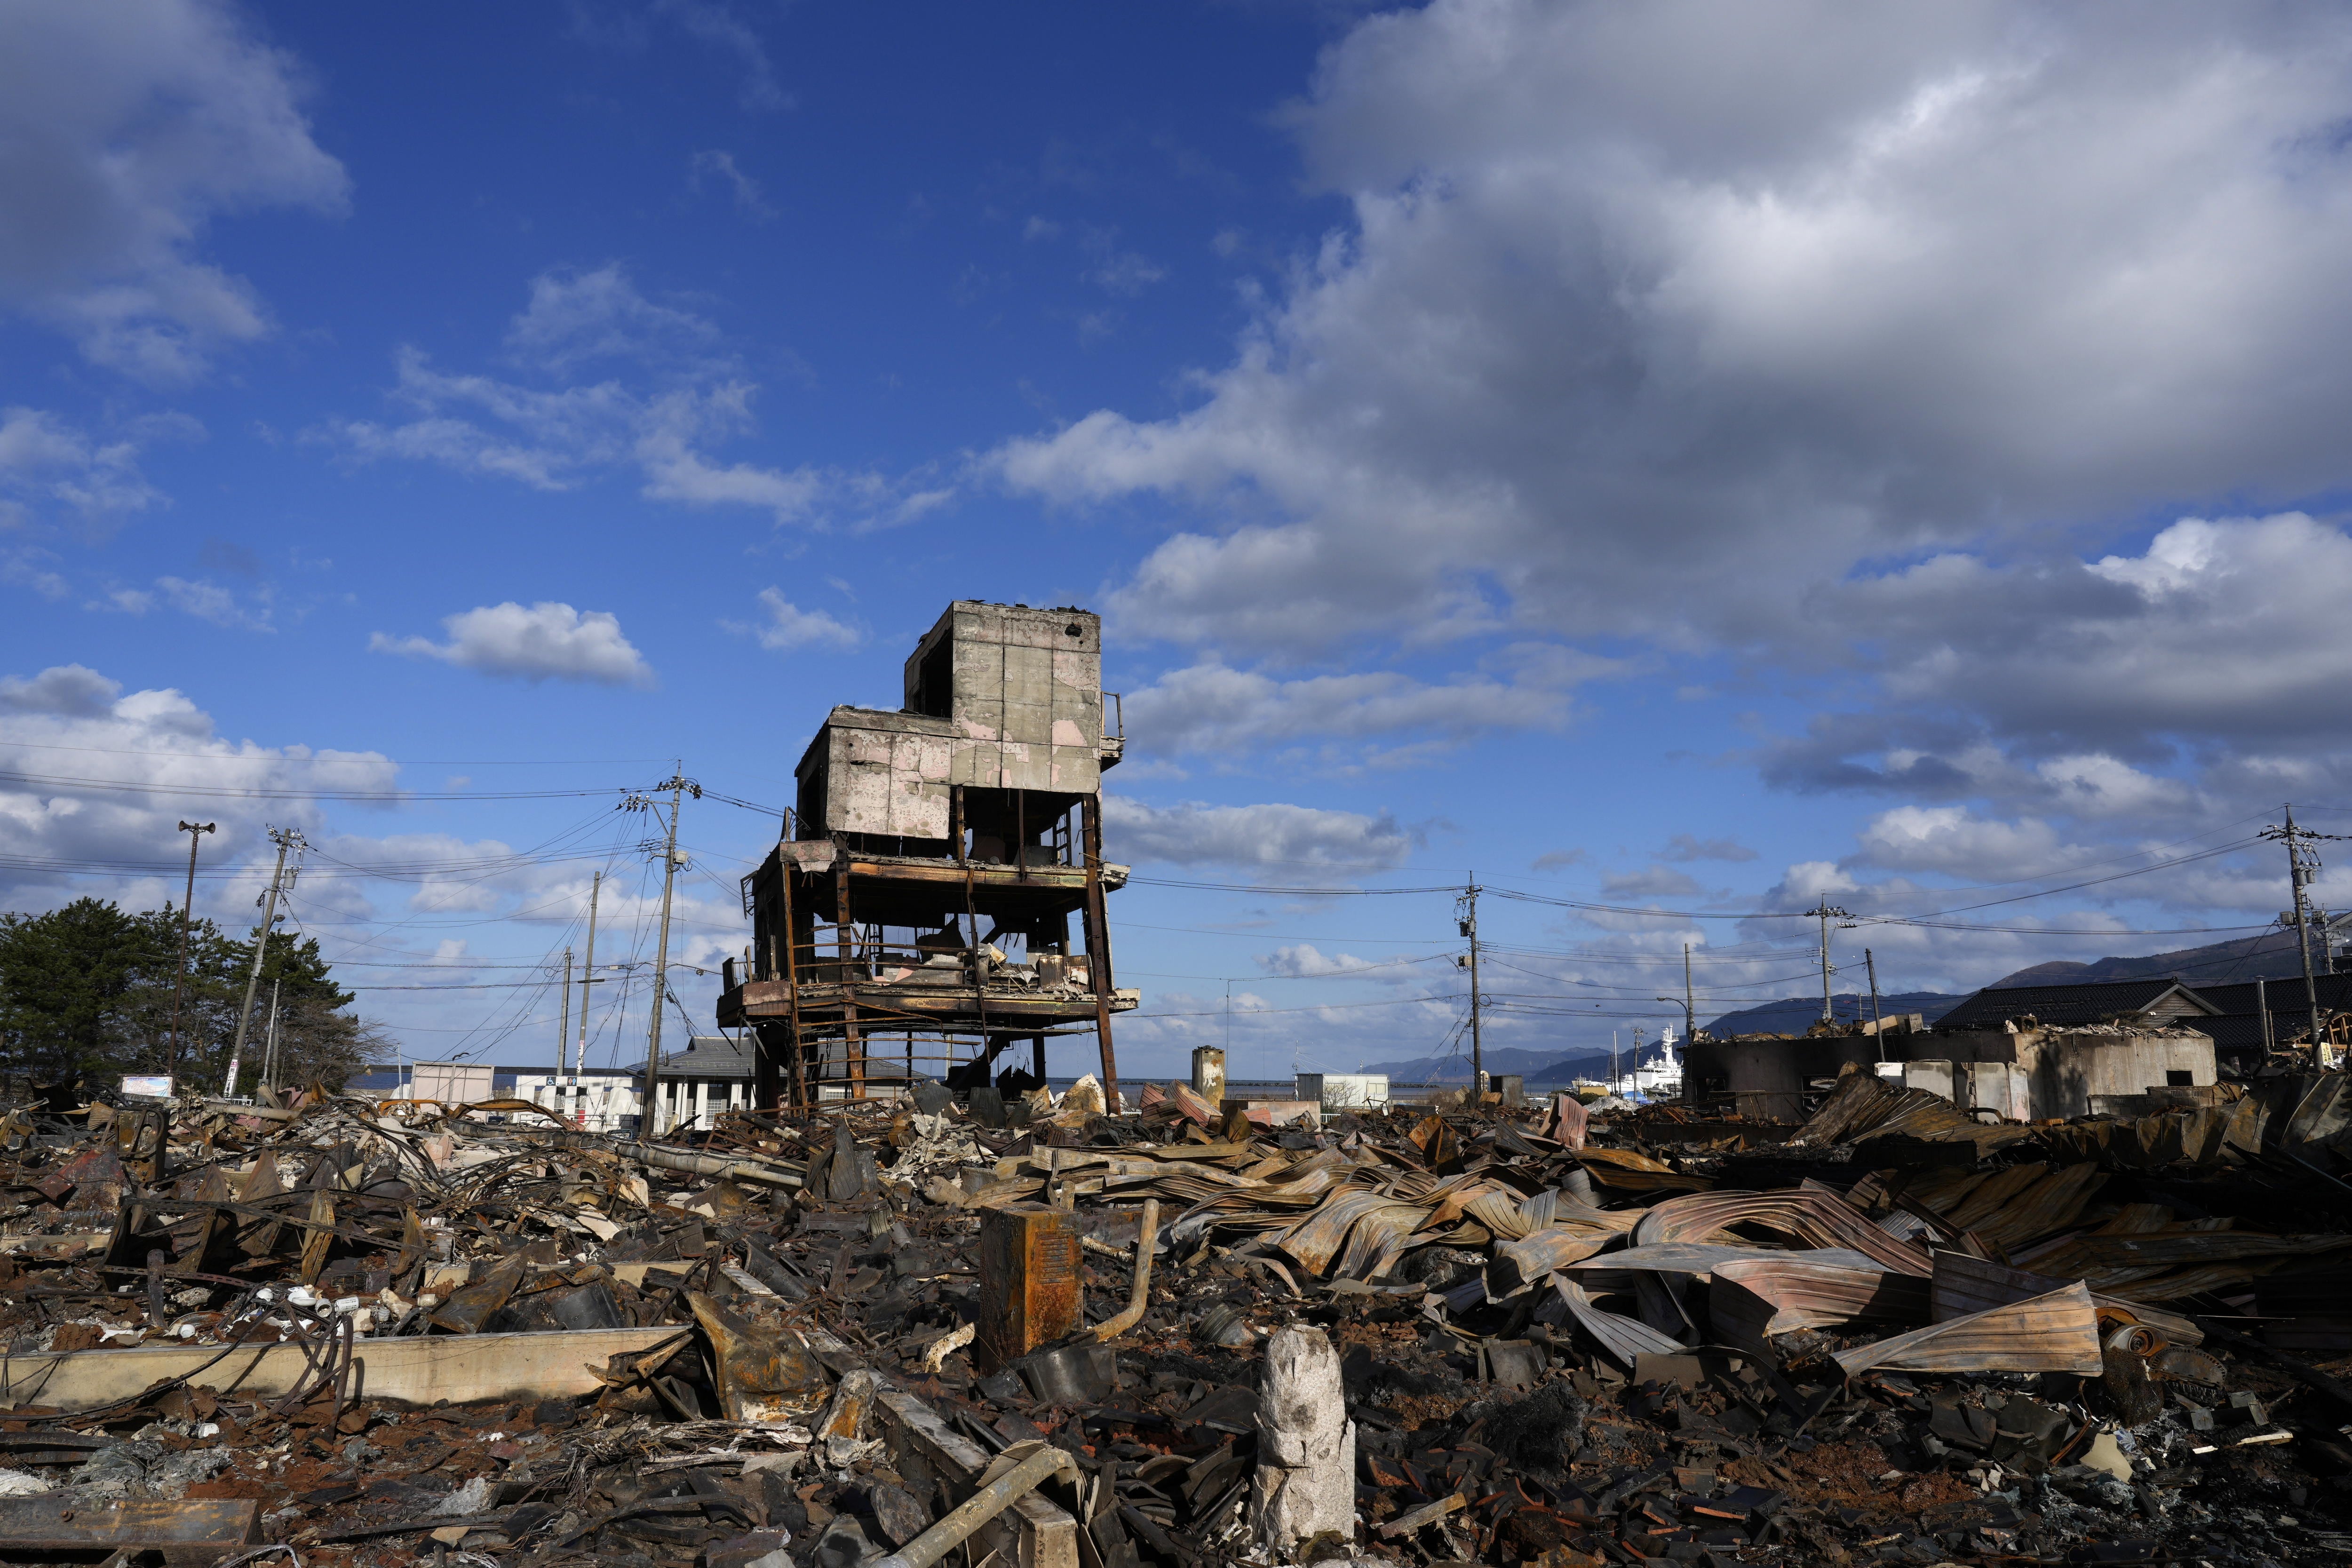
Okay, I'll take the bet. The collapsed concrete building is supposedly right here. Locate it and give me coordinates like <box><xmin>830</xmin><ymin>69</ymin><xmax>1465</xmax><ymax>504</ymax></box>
<box><xmin>717</xmin><ymin>602</ymin><xmax>1136</xmax><ymax>1107</ymax></box>
<box><xmin>1683</xmin><ymin>1013</ymin><xmax>2218</xmax><ymax>1124</ymax></box>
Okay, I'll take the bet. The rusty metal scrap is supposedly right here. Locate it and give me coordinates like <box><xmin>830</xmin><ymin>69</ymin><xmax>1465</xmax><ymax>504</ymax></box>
<box><xmin>1832</xmin><ymin>1281</ymin><xmax>2106</xmax><ymax>1377</ymax></box>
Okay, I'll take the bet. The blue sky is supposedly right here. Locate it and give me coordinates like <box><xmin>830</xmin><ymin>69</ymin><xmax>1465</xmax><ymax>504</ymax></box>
<box><xmin>11</xmin><ymin>0</ymin><xmax>2352</xmax><ymax>1083</ymax></box>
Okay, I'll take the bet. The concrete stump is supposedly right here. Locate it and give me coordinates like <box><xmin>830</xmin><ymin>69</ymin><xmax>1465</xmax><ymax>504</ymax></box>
<box><xmin>1254</xmin><ymin>1325</ymin><xmax>1357</xmax><ymax>1554</ymax></box>
<box><xmin>1191</xmin><ymin>1047</ymin><xmax>1227</xmax><ymax>1104</ymax></box>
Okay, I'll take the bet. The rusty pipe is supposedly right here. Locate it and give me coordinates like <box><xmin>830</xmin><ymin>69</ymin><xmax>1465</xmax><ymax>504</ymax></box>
<box><xmin>869</xmin><ymin>1446</ymin><xmax>1076</xmax><ymax>1568</ymax></box>
<box><xmin>1092</xmin><ymin>1198</ymin><xmax>1160</xmax><ymax>1342</ymax></box>
<box><xmin>613</xmin><ymin>1140</ymin><xmax>804</xmax><ymax>1189</ymax></box>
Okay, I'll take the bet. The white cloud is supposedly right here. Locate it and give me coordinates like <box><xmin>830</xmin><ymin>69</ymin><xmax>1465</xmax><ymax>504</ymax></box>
<box><xmin>0</xmin><ymin>663</ymin><xmax>395</xmax><ymax>915</ymax></box>
<box><xmin>370</xmin><ymin>602</ymin><xmax>653</xmax><ymax>686</ymax></box>
<box><xmin>321</xmin><ymin>266</ymin><xmax>942</xmax><ymax>530</ymax></box>
<box><xmin>739</xmin><ymin>590</ymin><xmax>860</xmax><ymax>652</ymax></box>
<box><xmin>1851</xmin><ymin>514</ymin><xmax>2352</xmax><ymax>749</ymax></box>
<box><xmin>1256</xmin><ymin>943</ymin><xmax>1386</xmax><ymax>979</ymax></box>
<box><xmin>1849</xmin><ymin>805</ymin><xmax>2069</xmax><ymax>880</ymax></box>
<box><xmin>1102</xmin><ymin>796</ymin><xmax>1414</xmax><ymax>871</ymax></box>
<box><xmin>1123</xmin><ymin>648</ymin><xmax>1614</xmax><ymax>767</ymax></box>
<box><xmin>688</xmin><ymin>151</ymin><xmax>776</xmax><ymax>221</ymax></box>
<box><xmin>0</xmin><ymin>0</ymin><xmax>347</xmax><ymax>381</ymax></box>
<box><xmin>0</xmin><ymin>407</ymin><xmax>170</xmax><ymax>531</ymax></box>
<box><xmin>990</xmin><ymin>0</ymin><xmax>2352</xmax><ymax>699</ymax></box>
<box><xmin>504</xmin><ymin>264</ymin><xmax>724</xmax><ymax>377</ymax></box>
<box><xmin>152</xmin><ymin>576</ymin><xmax>271</xmax><ymax>632</ymax></box>
<box><xmin>1767</xmin><ymin>860</ymin><xmax>1861</xmax><ymax>907</ymax></box>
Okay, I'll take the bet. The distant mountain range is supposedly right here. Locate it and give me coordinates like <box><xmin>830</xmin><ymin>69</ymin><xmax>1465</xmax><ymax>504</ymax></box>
<box><xmin>1698</xmin><ymin>990</ymin><xmax>1968</xmax><ymax>1037</ymax></box>
<box><xmin>1990</xmin><ymin>928</ymin><xmax>2322</xmax><ymax>989</ymax></box>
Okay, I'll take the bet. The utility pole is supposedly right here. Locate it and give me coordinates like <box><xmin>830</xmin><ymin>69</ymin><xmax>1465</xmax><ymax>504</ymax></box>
<box><xmin>558</xmin><ymin>947</ymin><xmax>573</xmax><ymax>1098</ymax></box>
<box><xmin>1457</xmin><ymin>878</ymin><xmax>1484</xmax><ymax>1095</ymax></box>
<box><xmin>259</xmin><ymin>980</ymin><xmax>281</xmax><ymax>1092</ymax></box>
<box><xmin>1655</xmin><ymin>943</ymin><xmax>1700</xmax><ymax>1043</ymax></box>
<box><xmin>1803</xmin><ymin>903</ymin><xmax>1852</xmax><ymax>1024</ymax></box>
<box><xmin>1685</xmin><ymin>944</ymin><xmax>1696</xmax><ymax>1040</ymax></box>
<box><xmin>226</xmin><ymin>828</ymin><xmax>302</xmax><ymax>1098</ymax></box>
<box><xmin>1866</xmin><ymin>949</ymin><xmax>1886</xmax><ymax>1062</ymax></box>
<box><xmin>2262</xmin><ymin>806</ymin><xmax>2343</xmax><ymax>1067</ymax></box>
<box><xmin>630</xmin><ymin>772</ymin><xmax>699</xmax><ymax>1136</ymax></box>
<box><xmin>168</xmin><ymin>820</ymin><xmax>215</xmax><ymax>1079</ymax></box>
<box><xmin>576</xmin><ymin>871</ymin><xmax>602</xmax><ymax>1125</ymax></box>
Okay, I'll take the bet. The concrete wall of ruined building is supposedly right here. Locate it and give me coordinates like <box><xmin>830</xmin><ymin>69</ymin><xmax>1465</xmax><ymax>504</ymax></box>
<box><xmin>795</xmin><ymin>601</ymin><xmax>1111</xmax><ymax>838</ymax></box>
<box><xmin>1683</xmin><ymin>1022</ymin><xmax>2217</xmax><ymax>1123</ymax></box>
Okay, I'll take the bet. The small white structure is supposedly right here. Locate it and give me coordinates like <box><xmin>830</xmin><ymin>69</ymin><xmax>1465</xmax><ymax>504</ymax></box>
<box><xmin>521</xmin><ymin>1069</ymin><xmax>644</xmax><ymax>1134</ymax></box>
<box><xmin>1296</xmin><ymin>1072</ymin><xmax>1390</xmax><ymax>1109</ymax></box>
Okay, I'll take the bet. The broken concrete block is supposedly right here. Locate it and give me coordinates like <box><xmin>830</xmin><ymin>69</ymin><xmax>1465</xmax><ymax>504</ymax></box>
<box><xmin>1253</xmin><ymin>1325</ymin><xmax>1356</xmax><ymax>1555</ymax></box>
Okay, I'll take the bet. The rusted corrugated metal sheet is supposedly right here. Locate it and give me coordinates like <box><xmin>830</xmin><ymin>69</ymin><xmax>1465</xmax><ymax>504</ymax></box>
<box><xmin>1937</xmin><ymin>1162</ymin><xmax>2106</xmax><ymax>1255</ymax></box>
<box><xmin>1929</xmin><ymin>1249</ymin><xmax>2204</xmax><ymax>1346</ymax></box>
<box><xmin>1567</xmin><ymin>1242</ymin><xmax>1884</xmax><ymax>1277</ymax></box>
<box><xmin>1709</xmin><ymin>1257</ymin><xmax>1930</xmax><ymax>1354</ymax></box>
<box><xmin>1544</xmin><ymin>1275</ymin><xmax>1683</xmax><ymax>1367</ymax></box>
<box><xmin>1632</xmin><ymin>1189</ymin><xmax>1935</xmax><ymax>1277</ymax></box>
<box><xmin>1833</xmin><ymin>1281</ymin><xmax>2103</xmax><ymax>1377</ymax></box>
<box><xmin>1487</xmin><ymin>1224</ymin><xmax>1617</xmax><ymax>1295</ymax></box>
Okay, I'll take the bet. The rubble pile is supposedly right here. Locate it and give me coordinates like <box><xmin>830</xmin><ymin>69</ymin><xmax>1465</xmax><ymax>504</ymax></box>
<box><xmin>0</xmin><ymin>1075</ymin><xmax>2344</xmax><ymax>1567</ymax></box>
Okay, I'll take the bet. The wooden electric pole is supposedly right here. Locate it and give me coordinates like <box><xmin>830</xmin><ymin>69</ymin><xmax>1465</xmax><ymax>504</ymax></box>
<box><xmin>226</xmin><ymin>828</ymin><xmax>302</xmax><ymax>1098</ymax></box>
<box><xmin>575</xmin><ymin>870</ymin><xmax>601</xmax><ymax>1123</ymax></box>
<box><xmin>558</xmin><ymin>947</ymin><xmax>572</xmax><ymax>1083</ymax></box>
<box><xmin>633</xmin><ymin>772</ymin><xmax>699</xmax><ymax>1135</ymax></box>
<box><xmin>1458</xmin><ymin>879</ymin><xmax>1484</xmax><ymax>1093</ymax></box>
<box><xmin>168</xmin><ymin>820</ymin><xmax>215</xmax><ymax>1077</ymax></box>
<box><xmin>1803</xmin><ymin>903</ymin><xmax>1852</xmax><ymax>1024</ymax></box>
<box><xmin>2262</xmin><ymin>806</ymin><xmax>2344</xmax><ymax>1067</ymax></box>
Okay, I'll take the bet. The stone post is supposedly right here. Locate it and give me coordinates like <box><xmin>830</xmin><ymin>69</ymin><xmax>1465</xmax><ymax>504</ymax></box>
<box><xmin>1254</xmin><ymin>1325</ymin><xmax>1357</xmax><ymax>1554</ymax></box>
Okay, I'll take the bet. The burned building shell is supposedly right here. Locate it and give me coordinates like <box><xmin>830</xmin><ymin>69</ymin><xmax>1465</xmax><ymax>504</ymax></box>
<box><xmin>718</xmin><ymin>602</ymin><xmax>1136</xmax><ymax>1107</ymax></box>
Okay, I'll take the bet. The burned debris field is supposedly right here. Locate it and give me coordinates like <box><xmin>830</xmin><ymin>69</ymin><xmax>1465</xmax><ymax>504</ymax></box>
<box><xmin>0</xmin><ymin>1065</ymin><xmax>2344</xmax><ymax>1568</ymax></box>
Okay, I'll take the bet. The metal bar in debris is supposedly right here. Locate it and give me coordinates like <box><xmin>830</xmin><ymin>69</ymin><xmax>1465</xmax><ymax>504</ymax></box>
<box><xmin>868</xmin><ymin>1446</ymin><xmax>1077</xmax><ymax>1568</ymax></box>
<box><xmin>1091</xmin><ymin>1198</ymin><xmax>1160</xmax><ymax>1341</ymax></box>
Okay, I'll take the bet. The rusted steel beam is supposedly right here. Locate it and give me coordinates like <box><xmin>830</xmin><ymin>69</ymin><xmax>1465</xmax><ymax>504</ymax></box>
<box><xmin>1082</xmin><ymin>794</ymin><xmax>1120</xmax><ymax>1107</ymax></box>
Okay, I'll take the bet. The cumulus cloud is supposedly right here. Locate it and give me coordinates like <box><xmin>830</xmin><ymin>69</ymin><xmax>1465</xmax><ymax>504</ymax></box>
<box><xmin>1122</xmin><ymin>646</ymin><xmax>1617</xmax><ymax>768</ymax></box>
<box><xmin>370</xmin><ymin>602</ymin><xmax>653</xmax><ymax>686</ymax></box>
<box><xmin>0</xmin><ymin>0</ymin><xmax>347</xmax><ymax>381</ymax></box>
<box><xmin>737</xmin><ymin>590</ymin><xmax>860</xmax><ymax>652</ymax></box>
<box><xmin>991</xmin><ymin>0</ymin><xmax>2352</xmax><ymax>764</ymax></box>
<box><xmin>1848</xmin><ymin>805</ymin><xmax>2070</xmax><ymax>881</ymax></box>
<box><xmin>321</xmin><ymin>265</ymin><xmax>939</xmax><ymax>529</ymax></box>
<box><xmin>1841</xmin><ymin>514</ymin><xmax>2352</xmax><ymax>752</ymax></box>
<box><xmin>0</xmin><ymin>663</ymin><xmax>394</xmax><ymax>915</ymax></box>
<box><xmin>1102</xmin><ymin>796</ymin><xmax>1414</xmax><ymax>871</ymax></box>
<box><xmin>1255</xmin><ymin>943</ymin><xmax>1386</xmax><ymax>979</ymax></box>
<box><xmin>1531</xmin><ymin>848</ymin><xmax>1588</xmax><ymax>872</ymax></box>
